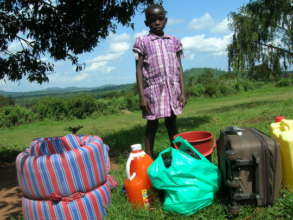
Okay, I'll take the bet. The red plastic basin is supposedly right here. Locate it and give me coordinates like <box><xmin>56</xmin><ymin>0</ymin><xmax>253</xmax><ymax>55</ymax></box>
<box><xmin>174</xmin><ymin>131</ymin><xmax>215</xmax><ymax>157</ymax></box>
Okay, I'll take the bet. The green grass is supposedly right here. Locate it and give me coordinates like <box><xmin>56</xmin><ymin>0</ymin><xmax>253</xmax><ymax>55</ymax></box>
<box><xmin>1</xmin><ymin>85</ymin><xmax>293</xmax><ymax>219</ymax></box>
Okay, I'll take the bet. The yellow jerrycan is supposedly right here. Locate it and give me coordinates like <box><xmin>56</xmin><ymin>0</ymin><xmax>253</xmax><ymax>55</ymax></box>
<box><xmin>270</xmin><ymin>116</ymin><xmax>293</xmax><ymax>192</ymax></box>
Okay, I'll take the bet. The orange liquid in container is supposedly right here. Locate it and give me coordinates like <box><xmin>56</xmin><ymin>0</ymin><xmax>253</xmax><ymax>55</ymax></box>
<box><xmin>124</xmin><ymin>144</ymin><xmax>153</xmax><ymax>208</ymax></box>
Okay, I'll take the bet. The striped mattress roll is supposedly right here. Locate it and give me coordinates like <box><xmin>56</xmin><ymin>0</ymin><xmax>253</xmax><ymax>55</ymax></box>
<box><xmin>16</xmin><ymin>134</ymin><xmax>110</xmax><ymax>199</ymax></box>
<box><xmin>22</xmin><ymin>175</ymin><xmax>117</xmax><ymax>220</ymax></box>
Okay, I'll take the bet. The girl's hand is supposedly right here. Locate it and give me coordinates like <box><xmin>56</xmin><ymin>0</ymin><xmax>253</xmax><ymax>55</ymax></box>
<box><xmin>179</xmin><ymin>94</ymin><xmax>187</xmax><ymax>107</ymax></box>
<box><xmin>140</xmin><ymin>98</ymin><xmax>152</xmax><ymax>115</ymax></box>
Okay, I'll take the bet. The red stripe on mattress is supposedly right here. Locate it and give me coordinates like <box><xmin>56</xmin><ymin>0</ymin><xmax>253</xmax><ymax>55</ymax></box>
<box><xmin>33</xmin><ymin>158</ymin><xmax>47</xmax><ymax>196</ymax></box>
<box><xmin>23</xmin><ymin>159</ymin><xmax>36</xmax><ymax>197</ymax></box>
<box><xmin>60</xmin><ymin>153</ymin><xmax>76</xmax><ymax>193</ymax></box>
<box><xmin>75</xmin><ymin>150</ymin><xmax>91</xmax><ymax>191</ymax></box>
<box><xmin>96</xmin><ymin>142</ymin><xmax>106</xmax><ymax>176</ymax></box>
<box><xmin>84</xmin><ymin>145</ymin><xmax>100</xmax><ymax>185</ymax></box>
<box><xmin>46</xmin><ymin>156</ymin><xmax>61</xmax><ymax>195</ymax></box>
<box><xmin>76</xmin><ymin>198</ymin><xmax>88</xmax><ymax>219</ymax></box>
<box><xmin>47</xmin><ymin>140</ymin><xmax>56</xmax><ymax>154</ymax></box>
<box><xmin>61</xmin><ymin>136</ymin><xmax>73</xmax><ymax>151</ymax></box>
<box><xmin>36</xmin><ymin>201</ymin><xmax>44</xmax><ymax>220</ymax></box>
<box><xmin>88</xmin><ymin>192</ymin><xmax>102</xmax><ymax>220</ymax></box>
<box><xmin>61</xmin><ymin>202</ymin><xmax>72</xmax><ymax>220</ymax></box>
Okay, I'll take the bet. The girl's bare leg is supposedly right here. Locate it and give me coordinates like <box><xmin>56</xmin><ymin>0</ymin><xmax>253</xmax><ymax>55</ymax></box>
<box><xmin>165</xmin><ymin>113</ymin><xmax>178</xmax><ymax>146</ymax></box>
<box><xmin>144</xmin><ymin>119</ymin><xmax>159</xmax><ymax>157</ymax></box>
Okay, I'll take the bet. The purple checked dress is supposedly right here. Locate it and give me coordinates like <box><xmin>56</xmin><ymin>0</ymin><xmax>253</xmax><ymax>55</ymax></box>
<box><xmin>133</xmin><ymin>33</ymin><xmax>183</xmax><ymax>120</ymax></box>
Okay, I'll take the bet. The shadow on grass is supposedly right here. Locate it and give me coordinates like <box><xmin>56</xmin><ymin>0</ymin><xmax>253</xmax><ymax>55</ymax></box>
<box><xmin>103</xmin><ymin>115</ymin><xmax>211</xmax><ymax>162</ymax></box>
<box><xmin>204</xmin><ymin>100</ymin><xmax>284</xmax><ymax>114</ymax></box>
<box><xmin>0</xmin><ymin>145</ymin><xmax>21</xmax><ymax>164</ymax></box>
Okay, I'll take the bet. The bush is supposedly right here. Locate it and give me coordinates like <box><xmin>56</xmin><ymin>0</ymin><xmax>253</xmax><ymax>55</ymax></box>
<box><xmin>95</xmin><ymin>98</ymin><xmax>113</xmax><ymax>115</ymax></box>
<box><xmin>204</xmin><ymin>81</ymin><xmax>221</xmax><ymax>97</ymax></box>
<box><xmin>219</xmin><ymin>82</ymin><xmax>235</xmax><ymax>96</ymax></box>
<box><xmin>276</xmin><ymin>78</ymin><xmax>293</xmax><ymax>87</ymax></box>
<box><xmin>0</xmin><ymin>105</ymin><xmax>36</xmax><ymax>127</ymax></box>
<box><xmin>186</xmin><ymin>83</ymin><xmax>205</xmax><ymax>97</ymax></box>
<box><xmin>33</xmin><ymin>97</ymin><xmax>68</xmax><ymax>120</ymax></box>
<box><xmin>234</xmin><ymin>79</ymin><xmax>257</xmax><ymax>91</ymax></box>
<box><xmin>196</xmin><ymin>69</ymin><xmax>215</xmax><ymax>84</ymax></box>
<box><xmin>125</xmin><ymin>95</ymin><xmax>139</xmax><ymax>111</ymax></box>
<box><xmin>67</xmin><ymin>95</ymin><xmax>97</xmax><ymax>119</ymax></box>
<box><xmin>0</xmin><ymin>95</ymin><xmax>15</xmax><ymax>107</ymax></box>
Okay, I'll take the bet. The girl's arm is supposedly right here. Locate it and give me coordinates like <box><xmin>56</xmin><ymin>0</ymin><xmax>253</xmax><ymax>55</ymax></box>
<box><xmin>177</xmin><ymin>53</ymin><xmax>186</xmax><ymax>106</ymax></box>
<box><xmin>136</xmin><ymin>54</ymin><xmax>151</xmax><ymax>114</ymax></box>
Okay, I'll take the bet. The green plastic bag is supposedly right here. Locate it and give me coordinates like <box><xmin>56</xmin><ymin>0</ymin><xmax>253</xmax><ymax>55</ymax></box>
<box><xmin>148</xmin><ymin>136</ymin><xmax>221</xmax><ymax>215</ymax></box>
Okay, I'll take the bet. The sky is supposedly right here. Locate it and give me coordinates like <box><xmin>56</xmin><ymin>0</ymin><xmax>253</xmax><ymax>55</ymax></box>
<box><xmin>1</xmin><ymin>0</ymin><xmax>251</xmax><ymax>92</ymax></box>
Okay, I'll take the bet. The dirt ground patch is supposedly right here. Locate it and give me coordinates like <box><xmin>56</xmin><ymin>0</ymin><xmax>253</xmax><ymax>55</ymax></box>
<box><xmin>0</xmin><ymin>163</ymin><xmax>22</xmax><ymax>220</ymax></box>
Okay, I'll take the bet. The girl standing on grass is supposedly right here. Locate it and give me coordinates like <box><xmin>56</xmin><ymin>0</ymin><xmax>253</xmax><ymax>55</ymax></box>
<box><xmin>133</xmin><ymin>4</ymin><xmax>186</xmax><ymax>157</ymax></box>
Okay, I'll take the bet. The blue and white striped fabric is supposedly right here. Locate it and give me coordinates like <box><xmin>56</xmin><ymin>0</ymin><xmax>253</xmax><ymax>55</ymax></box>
<box><xmin>16</xmin><ymin>134</ymin><xmax>117</xmax><ymax>220</ymax></box>
<box><xmin>22</xmin><ymin>176</ymin><xmax>117</xmax><ymax>220</ymax></box>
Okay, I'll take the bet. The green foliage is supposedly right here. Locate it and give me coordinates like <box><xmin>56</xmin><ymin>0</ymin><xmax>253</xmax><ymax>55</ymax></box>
<box><xmin>0</xmin><ymin>105</ymin><xmax>36</xmax><ymax>127</ymax></box>
<box><xmin>33</xmin><ymin>97</ymin><xmax>69</xmax><ymax>120</ymax></box>
<box><xmin>0</xmin><ymin>0</ymin><xmax>160</xmax><ymax>83</ymax></box>
<box><xmin>0</xmin><ymin>68</ymin><xmax>277</xmax><ymax>129</ymax></box>
<box><xmin>228</xmin><ymin>0</ymin><xmax>293</xmax><ymax>78</ymax></box>
<box><xmin>0</xmin><ymin>144</ymin><xmax>21</xmax><ymax>162</ymax></box>
<box><xmin>184</xmin><ymin>68</ymin><xmax>227</xmax><ymax>82</ymax></box>
<box><xmin>186</xmin><ymin>83</ymin><xmax>205</xmax><ymax>97</ymax></box>
<box><xmin>276</xmin><ymin>77</ymin><xmax>293</xmax><ymax>87</ymax></box>
<box><xmin>185</xmin><ymin>69</ymin><xmax>262</xmax><ymax>98</ymax></box>
<box><xmin>67</xmin><ymin>95</ymin><xmax>97</xmax><ymax>119</ymax></box>
<box><xmin>126</xmin><ymin>95</ymin><xmax>140</xmax><ymax>111</ymax></box>
<box><xmin>0</xmin><ymin>95</ymin><xmax>15</xmax><ymax>107</ymax></box>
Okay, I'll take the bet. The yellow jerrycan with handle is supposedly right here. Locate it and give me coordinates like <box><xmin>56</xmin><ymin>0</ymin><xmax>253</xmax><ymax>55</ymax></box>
<box><xmin>270</xmin><ymin>116</ymin><xmax>293</xmax><ymax>192</ymax></box>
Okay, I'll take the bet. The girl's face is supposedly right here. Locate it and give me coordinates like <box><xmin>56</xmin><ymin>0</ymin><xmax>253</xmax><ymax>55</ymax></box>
<box><xmin>145</xmin><ymin>7</ymin><xmax>167</xmax><ymax>36</ymax></box>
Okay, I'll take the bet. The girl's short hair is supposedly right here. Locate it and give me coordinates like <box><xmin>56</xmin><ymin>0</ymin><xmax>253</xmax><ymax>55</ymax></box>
<box><xmin>145</xmin><ymin>4</ymin><xmax>167</xmax><ymax>19</ymax></box>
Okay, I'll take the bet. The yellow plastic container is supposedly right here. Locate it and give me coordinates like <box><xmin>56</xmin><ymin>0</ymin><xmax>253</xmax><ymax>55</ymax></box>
<box><xmin>270</xmin><ymin>119</ymin><xmax>293</xmax><ymax>192</ymax></box>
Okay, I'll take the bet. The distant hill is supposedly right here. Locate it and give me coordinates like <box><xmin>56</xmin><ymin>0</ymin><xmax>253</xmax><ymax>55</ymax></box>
<box><xmin>0</xmin><ymin>84</ymin><xmax>133</xmax><ymax>98</ymax></box>
<box><xmin>0</xmin><ymin>68</ymin><xmax>228</xmax><ymax>98</ymax></box>
<box><xmin>184</xmin><ymin>67</ymin><xmax>228</xmax><ymax>79</ymax></box>
<box><xmin>0</xmin><ymin>87</ymin><xmax>91</xmax><ymax>97</ymax></box>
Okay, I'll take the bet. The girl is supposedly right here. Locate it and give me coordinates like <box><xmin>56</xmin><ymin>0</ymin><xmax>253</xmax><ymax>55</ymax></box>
<box><xmin>133</xmin><ymin>4</ymin><xmax>186</xmax><ymax>157</ymax></box>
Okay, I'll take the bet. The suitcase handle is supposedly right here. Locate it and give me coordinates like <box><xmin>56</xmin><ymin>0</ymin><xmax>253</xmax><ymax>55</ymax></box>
<box><xmin>232</xmin><ymin>159</ymin><xmax>254</xmax><ymax>168</ymax></box>
<box><xmin>233</xmin><ymin>192</ymin><xmax>258</xmax><ymax>201</ymax></box>
<box><xmin>224</xmin><ymin>126</ymin><xmax>245</xmax><ymax>136</ymax></box>
<box><xmin>252</xmin><ymin>153</ymin><xmax>263</xmax><ymax>206</ymax></box>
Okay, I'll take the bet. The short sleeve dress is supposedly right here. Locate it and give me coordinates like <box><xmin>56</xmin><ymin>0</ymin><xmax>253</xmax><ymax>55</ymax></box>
<box><xmin>133</xmin><ymin>33</ymin><xmax>183</xmax><ymax>120</ymax></box>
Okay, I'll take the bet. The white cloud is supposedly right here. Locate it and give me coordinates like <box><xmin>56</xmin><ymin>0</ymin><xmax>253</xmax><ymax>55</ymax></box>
<box><xmin>48</xmin><ymin>71</ymin><xmax>91</xmax><ymax>84</ymax></box>
<box><xmin>211</xmin><ymin>17</ymin><xmax>231</xmax><ymax>34</ymax></box>
<box><xmin>181</xmin><ymin>33</ymin><xmax>233</xmax><ymax>57</ymax></box>
<box><xmin>72</xmin><ymin>72</ymin><xmax>89</xmax><ymax>82</ymax></box>
<box><xmin>189</xmin><ymin>14</ymin><xmax>232</xmax><ymax>35</ymax></box>
<box><xmin>86</xmin><ymin>61</ymin><xmax>115</xmax><ymax>73</ymax></box>
<box><xmin>168</xmin><ymin>18</ymin><xmax>184</xmax><ymax>25</ymax></box>
<box><xmin>110</xmin><ymin>33</ymin><xmax>130</xmax><ymax>42</ymax></box>
<box><xmin>90</xmin><ymin>53</ymin><xmax>122</xmax><ymax>63</ymax></box>
<box><xmin>184</xmin><ymin>50</ymin><xmax>196</xmax><ymax>60</ymax></box>
<box><xmin>134</xmin><ymin>30</ymin><xmax>148</xmax><ymax>38</ymax></box>
<box><xmin>189</xmin><ymin>13</ymin><xmax>215</xmax><ymax>31</ymax></box>
<box><xmin>109</xmin><ymin>41</ymin><xmax>129</xmax><ymax>53</ymax></box>
<box><xmin>87</xmin><ymin>61</ymin><xmax>107</xmax><ymax>71</ymax></box>
<box><xmin>85</xmin><ymin>33</ymin><xmax>130</xmax><ymax>73</ymax></box>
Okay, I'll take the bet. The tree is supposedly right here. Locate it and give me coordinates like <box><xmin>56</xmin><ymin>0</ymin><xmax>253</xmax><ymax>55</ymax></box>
<box><xmin>0</xmin><ymin>0</ymin><xmax>161</xmax><ymax>83</ymax></box>
<box><xmin>228</xmin><ymin>0</ymin><xmax>293</xmax><ymax>80</ymax></box>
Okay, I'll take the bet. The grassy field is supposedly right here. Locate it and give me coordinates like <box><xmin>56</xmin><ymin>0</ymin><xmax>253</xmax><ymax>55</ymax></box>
<box><xmin>1</xmin><ymin>85</ymin><xmax>293</xmax><ymax>219</ymax></box>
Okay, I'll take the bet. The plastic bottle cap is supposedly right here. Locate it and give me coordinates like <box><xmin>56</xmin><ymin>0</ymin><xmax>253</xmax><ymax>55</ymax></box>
<box><xmin>275</xmin><ymin>116</ymin><xmax>285</xmax><ymax>122</ymax></box>
<box><xmin>131</xmin><ymin>144</ymin><xmax>142</xmax><ymax>151</ymax></box>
